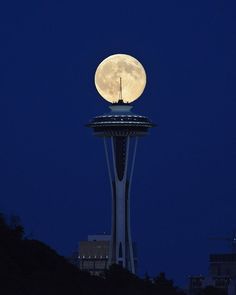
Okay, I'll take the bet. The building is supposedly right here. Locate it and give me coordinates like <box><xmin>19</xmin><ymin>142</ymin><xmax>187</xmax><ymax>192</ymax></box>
<box><xmin>188</xmin><ymin>253</ymin><xmax>236</xmax><ymax>295</ymax></box>
<box><xmin>210</xmin><ymin>253</ymin><xmax>236</xmax><ymax>278</ymax></box>
<box><xmin>188</xmin><ymin>275</ymin><xmax>206</xmax><ymax>295</ymax></box>
<box><xmin>76</xmin><ymin>234</ymin><xmax>138</xmax><ymax>275</ymax></box>
<box><xmin>78</xmin><ymin>234</ymin><xmax>110</xmax><ymax>276</ymax></box>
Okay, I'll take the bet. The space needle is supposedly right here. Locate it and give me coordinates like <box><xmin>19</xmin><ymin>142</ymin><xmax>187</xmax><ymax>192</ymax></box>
<box><xmin>87</xmin><ymin>54</ymin><xmax>154</xmax><ymax>273</ymax></box>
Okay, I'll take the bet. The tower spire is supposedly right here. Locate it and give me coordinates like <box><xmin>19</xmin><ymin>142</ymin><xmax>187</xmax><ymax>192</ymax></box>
<box><xmin>118</xmin><ymin>77</ymin><xmax>123</xmax><ymax>103</ymax></box>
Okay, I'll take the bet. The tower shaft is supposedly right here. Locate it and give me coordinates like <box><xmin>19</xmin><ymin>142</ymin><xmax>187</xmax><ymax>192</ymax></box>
<box><xmin>88</xmin><ymin>104</ymin><xmax>154</xmax><ymax>273</ymax></box>
<box><xmin>105</xmin><ymin>136</ymin><xmax>135</xmax><ymax>272</ymax></box>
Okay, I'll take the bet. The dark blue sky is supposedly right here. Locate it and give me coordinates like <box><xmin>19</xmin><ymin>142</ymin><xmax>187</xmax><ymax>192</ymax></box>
<box><xmin>0</xmin><ymin>0</ymin><xmax>236</xmax><ymax>287</ymax></box>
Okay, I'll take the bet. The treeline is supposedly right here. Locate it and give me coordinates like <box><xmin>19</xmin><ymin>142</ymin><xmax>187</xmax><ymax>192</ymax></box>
<box><xmin>0</xmin><ymin>213</ymin><xmax>225</xmax><ymax>295</ymax></box>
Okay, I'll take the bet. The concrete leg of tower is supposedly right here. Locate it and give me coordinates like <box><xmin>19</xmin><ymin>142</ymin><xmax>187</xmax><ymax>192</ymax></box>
<box><xmin>103</xmin><ymin>136</ymin><xmax>136</xmax><ymax>273</ymax></box>
<box><xmin>115</xmin><ymin>178</ymin><xmax>135</xmax><ymax>272</ymax></box>
<box><xmin>115</xmin><ymin>178</ymin><xmax>127</xmax><ymax>266</ymax></box>
<box><xmin>109</xmin><ymin>178</ymin><xmax>135</xmax><ymax>273</ymax></box>
<box><xmin>109</xmin><ymin>136</ymin><xmax>135</xmax><ymax>273</ymax></box>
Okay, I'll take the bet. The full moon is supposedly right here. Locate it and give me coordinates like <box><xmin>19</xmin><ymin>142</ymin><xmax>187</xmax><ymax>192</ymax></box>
<box><xmin>94</xmin><ymin>54</ymin><xmax>146</xmax><ymax>104</ymax></box>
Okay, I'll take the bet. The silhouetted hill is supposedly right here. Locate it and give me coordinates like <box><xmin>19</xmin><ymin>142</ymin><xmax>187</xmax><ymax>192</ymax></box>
<box><xmin>0</xmin><ymin>213</ymin><xmax>103</xmax><ymax>294</ymax></box>
<box><xmin>0</xmin><ymin>212</ymin><xmax>187</xmax><ymax>295</ymax></box>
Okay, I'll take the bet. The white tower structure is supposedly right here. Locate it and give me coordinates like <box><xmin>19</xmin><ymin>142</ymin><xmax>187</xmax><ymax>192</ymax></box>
<box><xmin>87</xmin><ymin>54</ymin><xmax>154</xmax><ymax>273</ymax></box>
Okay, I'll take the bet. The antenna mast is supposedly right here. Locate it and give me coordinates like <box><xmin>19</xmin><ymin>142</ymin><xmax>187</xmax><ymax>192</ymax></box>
<box><xmin>119</xmin><ymin>77</ymin><xmax>123</xmax><ymax>102</ymax></box>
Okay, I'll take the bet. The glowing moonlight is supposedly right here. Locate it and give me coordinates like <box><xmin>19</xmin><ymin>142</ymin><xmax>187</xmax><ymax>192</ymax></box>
<box><xmin>95</xmin><ymin>54</ymin><xmax>146</xmax><ymax>103</ymax></box>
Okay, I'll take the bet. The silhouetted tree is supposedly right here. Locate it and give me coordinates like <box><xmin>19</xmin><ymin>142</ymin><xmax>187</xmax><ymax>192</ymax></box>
<box><xmin>153</xmin><ymin>272</ymin><xmax>186</xmax><ymax>295</ymax></box>
<box><xmin>9</xmin><ymin>215</ymin><xmax>24</xmax><ymax>239</ymax></box>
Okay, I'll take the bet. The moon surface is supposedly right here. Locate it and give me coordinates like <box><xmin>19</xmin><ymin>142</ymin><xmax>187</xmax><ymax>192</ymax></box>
<box><xmin>95</xmin><ymin>54</ymin><xmax>146</xmax><ymax>103</ymax></box>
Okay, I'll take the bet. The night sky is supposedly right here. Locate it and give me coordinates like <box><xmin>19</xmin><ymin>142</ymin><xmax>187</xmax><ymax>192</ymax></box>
<box><xmin>0</xmin><ymin>0</ymin><xmax>236</xmax><ymax>287</ymax></box>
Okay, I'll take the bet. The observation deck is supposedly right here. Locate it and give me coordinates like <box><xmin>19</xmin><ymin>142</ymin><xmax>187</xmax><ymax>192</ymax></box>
<box><xmin>87</xmin><ymin>104</ymin><xmax>155</xmax><ymax>137</ymax></box>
